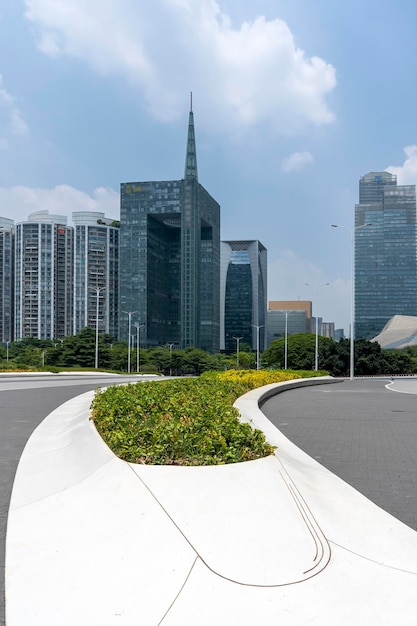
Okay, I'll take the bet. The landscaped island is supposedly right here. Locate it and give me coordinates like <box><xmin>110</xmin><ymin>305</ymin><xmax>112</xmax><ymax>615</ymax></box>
<box><xmin>90</xmin><ymin>369</ymin><xmax>326</xmax><ymax>466</ymax></box>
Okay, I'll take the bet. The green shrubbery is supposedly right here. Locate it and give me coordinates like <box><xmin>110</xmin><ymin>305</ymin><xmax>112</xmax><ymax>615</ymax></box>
<box><xmin>90</xmin><ymin>369</ymin><xmax>322</xmax><ymax>466</ymax></box>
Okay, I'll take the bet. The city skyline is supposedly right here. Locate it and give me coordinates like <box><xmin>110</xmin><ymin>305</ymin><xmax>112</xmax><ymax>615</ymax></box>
<box><xmin>3</xmin><ymin>2</ymin><xmax>417</xmax><ymax>332</ymax></box>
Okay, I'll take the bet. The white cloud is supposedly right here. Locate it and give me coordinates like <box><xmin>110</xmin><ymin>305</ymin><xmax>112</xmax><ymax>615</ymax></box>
<box><xmin>386</xmin><ymin>145</ymin><xmax>417</xmax><ymax>185</ymax></box>
<box><xmin>0</xmin><ymin>75</ymin><xmax>29</xmax><ymax>146</ymax></box>
<box><xmin>24</xmin><ymin>0</ymin><xmax>336</xmax><ymax>133</ymax></box>
<box><xmin>281</xmin><ymin>151</ymin><xmax>314</xmax><ymax>172</ymax></box>
<box><xmin>0</xmin><ymin>185</ymin><xmax>119</xmax><ymax>224</ymax></box>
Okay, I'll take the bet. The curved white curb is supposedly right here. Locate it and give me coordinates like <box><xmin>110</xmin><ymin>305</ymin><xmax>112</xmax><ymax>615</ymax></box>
<box><xmin>6</xmin><ymin>378</ymin><xmax>417</xmax><ymax>625</ymax></box>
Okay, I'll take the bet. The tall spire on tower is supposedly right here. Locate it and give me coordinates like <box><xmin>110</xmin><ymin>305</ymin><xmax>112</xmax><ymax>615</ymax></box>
<box><xmin>184</xmin><ymin>92</ymin><xmax>198</xmax><ymax>181</ymax></box>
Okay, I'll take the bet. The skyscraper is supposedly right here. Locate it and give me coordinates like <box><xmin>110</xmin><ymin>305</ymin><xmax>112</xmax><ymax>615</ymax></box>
<box><xmin>0</xmin><ymin>217</ymin><xmax>14</xmax><ymax>344</ymax></box>
<box><xmin>119</xmin><ymin>101</ymin><xmax>220</xmax><ymax>351</ymax></box>
<box><xmin>220</xmin><ymin>240</ymin><xmax>267</xmax><ymax>352</ymax></box>
<box><xmin>73</xmin><ymin>211</ymin><xmax>119</xmax><ymax>337</ymax></box>
<box><xmin>15</xmin><ymin>211</ymin><xmax>74</xmax><ymax>340</ymax></box>
<box><xmin>355</xmin><ymin>171</ymin><xmax>417</xmax><ymax>339</ymax></box>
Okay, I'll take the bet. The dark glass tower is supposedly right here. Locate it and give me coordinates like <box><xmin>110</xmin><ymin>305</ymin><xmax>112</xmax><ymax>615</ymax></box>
<box><xmin>355</xmin><ymin>171</ymin><xmax>417</xmax><ymax>339</ymax></box>
<box><xmin>220</xmin><ymin>240</ymin><xmax>267</xmax><ymax>352</ymax></box>
<box><xmin>119</xmin><ymin>102</ymin><xmax>220</xmax><ymax>351</ymax></box>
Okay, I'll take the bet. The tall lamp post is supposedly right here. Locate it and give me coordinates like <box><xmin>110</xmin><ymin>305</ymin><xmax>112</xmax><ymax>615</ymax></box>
<box><xmin>233</xmin><ymin>336</ymin><xmax>243</xmax><ymax>368</ymax></box>
<box><xmin>135</xmin><ymin>324</ymin><xmax>145</xmax><ymax>372</ymax></box>
<box><xmin>91</xmin><ymin>286</ymin><xmax>106</xmax><ymax>369</ymax></box>
<box><xmin>168</xmin><ymin>343</ymin><xmax>175</xmax><ymax>376</ymax></box>
<box><xmin>331</xmin><ymin>223</ymin><xmax>372</xmax><ymax>380</ymax></box>
<box><xmin>122</xmin><ymin>310</ymin><xmax>137</xmax><ymax>373</ymax></box>
<box><xmin>284</xmin><ymin>311</ymin><xmax>288</xmax><ymax>370</ymax></box>
<box><xmin>305</xmin><ymin>282</ymin><xmax>330</xmax><ymax>370</ymax></box>
<box><xmin>251</xmin><ymin>325</ymin><xmax>264</xmax><ymax>370</ymax></box>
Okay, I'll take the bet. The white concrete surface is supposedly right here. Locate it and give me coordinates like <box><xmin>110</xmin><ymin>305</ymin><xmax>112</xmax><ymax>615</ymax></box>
<box><xmin>6</xmin><ymin>378</ymin><xmax>417</xmax><ymax>625</ymax></box>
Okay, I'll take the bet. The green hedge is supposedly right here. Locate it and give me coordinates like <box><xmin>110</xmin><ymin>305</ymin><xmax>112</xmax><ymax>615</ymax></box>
<box><xmin>90</xmin><ymin>370</ymin><xmax>320</xmax><ymax>466</ymax></box>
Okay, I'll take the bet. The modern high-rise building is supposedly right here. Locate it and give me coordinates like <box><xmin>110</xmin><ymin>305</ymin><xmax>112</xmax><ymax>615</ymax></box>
<box><xmin>15</xmin><ymin>211</ymin><xmax>74</xmax><ymax>340</ymax></box>
<box><xmin>0</xmin><ymin>217</ymin><xmax>14</xmax><ymax>344</ymax></box>
<box><xmin>119</xmin><ymin>103</ymin><xmax>220</xmax><ymax>351</ymax></box>
<box><xmin>355</xmin><ymin>171</ymin><xmax>417</xmax><ymax>339</ymax></box>
<box><xmin>220</xmin><ymin>240</ymin><xmax>267</xmax><ymax>352</ymax></box>
<box><xmin>269</xmin><ymin>300</ymin><xmax>312</xmax><ymax>332</ymax></box>
<box><xmin>321</xmin><ymin>321</ymin><xmax>335</xmax><ymax>339</ymax></box>
<box><xmin>73</xmin><ymin>211</ymin><xmax>119</xmax><ymax>337</ymax></box>
<box><xmin>266</xmin><ymin>309</ymin><xmax>307</xmax><ymax>348</ymax></box>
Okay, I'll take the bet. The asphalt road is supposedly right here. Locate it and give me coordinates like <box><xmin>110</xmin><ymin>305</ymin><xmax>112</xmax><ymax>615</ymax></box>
<box><xmin>262</xmin><ymin>377</ymin><xmax>417</xmax><ymax>532</ymax></box>
<box><xmin>0</xmin><ymin>373</ymin><xmax>151</xmax><ymax>626</ymax></box>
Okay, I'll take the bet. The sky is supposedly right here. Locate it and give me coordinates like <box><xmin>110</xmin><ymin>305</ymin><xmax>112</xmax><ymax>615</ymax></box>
<box><xmin>2</xmin><ymin>0</ymin><xmax>417</xmax><ymax>334</ymax></box>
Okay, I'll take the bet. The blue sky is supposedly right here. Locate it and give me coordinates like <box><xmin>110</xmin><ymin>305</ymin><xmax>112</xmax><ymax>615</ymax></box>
<box><xmin>1</xmin><ymin>0</ymin><xmax>417</xmax><ymax>334</ymax></box>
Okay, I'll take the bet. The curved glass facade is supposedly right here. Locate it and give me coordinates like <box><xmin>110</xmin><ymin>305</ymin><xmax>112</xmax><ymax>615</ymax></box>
<box><xmin>220</xmin><ymin>240</ymin><xmax>267</xmax><ymax>352</ymax></box>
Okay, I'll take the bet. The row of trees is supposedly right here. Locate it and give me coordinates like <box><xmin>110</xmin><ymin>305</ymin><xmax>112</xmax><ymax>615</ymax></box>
<box><xmin>262</xmin><ymin>333</ymin><xmax>417</xmax><ymax>376</ymax></box>
<box><xmin>1</xmin><ymin>329</ymin><xmax>416</xmax><ymax>376</ymax></box>
<box><xmin>0</xmin><ymin>327</ymin><xmax>256</xmax><ymax>375</ymax></box>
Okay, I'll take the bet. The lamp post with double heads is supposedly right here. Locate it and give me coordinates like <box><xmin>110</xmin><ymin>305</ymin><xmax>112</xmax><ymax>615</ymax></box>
<box><xmin>233</xmin><ymin>336</ymin><xmax>243</xmax><ymax>368</ymax></box>
<box><xmin>135</xmin><ymin>324</ymin><xmax>145</xmax><ymax>373</ymax></box>
<box><xmin>331</xmin><ymin>223</ymin><xmax>372</xmax><ymax>380</ymax></box>
<box><xmin>91</xmin><ymin>286</ymin><xmax>106</xmax><ymax>369</ymax></box>
<box><xmin>122</xmin><ymin>310</ymin><xmax>137</xmax><ymax>373</ymax></box>
<box><xmin>251</xmin><ymin>325</ymin><xmax>264</xmax><ymax>370</ymax></box>
<box><xmin>305</xmin><ymin>282</ymin><xmax>330</xmax><ymax>370</ymax></box>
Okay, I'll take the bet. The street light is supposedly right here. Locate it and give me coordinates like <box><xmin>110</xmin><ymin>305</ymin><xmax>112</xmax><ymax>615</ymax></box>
<box><xmin>167</xmin><ymin>343</ymin><xmax>175</xmax><ymax>376</ymax></box>
<box><xmin>284</xmin><ymin>312</ymin><xmax>288</xmax><ymax>370</ymax></box>
<box><xmin>232</xmin><ymin>336</ymin><xmax>243</xmax><ymax>368</ymax></box>
<box><xmin>251</xmin><ymin>324</ymin><xmax>264</xmax><ymax>370</ymax></box>
<box><xmin>122</xmin><ymin>310</ymin><xmax>137</xmax><ymax>373</ymax></box>
<box><xmin>134</xmin><ymin>323</ymin><xmax>145</xmax><ymax>372</ymax></box>
<box><xmin>332</xmin><ymin>223</ymin><xmax>372</xmax><ymax>380</ymax></box>
<box><xmin>6</xmin><ymin>340</ymin><xmax>9</xmax><ymax>362</ymax></box>
<box><xmin>90</xmin><ymin>286</ymin><xmax>106</xmax><ymax>369</ymax></box>
<box><xmin>305</xmin><ymin>282</ymin><xmax>330</xmax><ymax>370</ymax></box>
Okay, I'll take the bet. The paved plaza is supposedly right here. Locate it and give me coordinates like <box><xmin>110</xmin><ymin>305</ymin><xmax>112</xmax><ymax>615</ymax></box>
<box><xmin>1</xmin><ymin>375</ymin><xmax>417</xmax><ymax>624</ymax></box>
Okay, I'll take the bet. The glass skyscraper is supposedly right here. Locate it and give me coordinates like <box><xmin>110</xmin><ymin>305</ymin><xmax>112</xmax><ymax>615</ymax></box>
<box><xmin>119</xmin><ymin>103</ymin><xmax>220</xmax><ymax>351</ymax></box>
<box><xmin>355</xmin><ymin>171</ymin><xmax>417</xmax><ymax>339</ymax></box>
<box><xmin>220</xmin><ymin>240</ymin><xmax>267</xmax><ymax>352</ymax></box>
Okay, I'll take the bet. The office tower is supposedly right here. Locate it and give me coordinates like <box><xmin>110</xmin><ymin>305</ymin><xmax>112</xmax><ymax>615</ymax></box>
<box><xmin>321</xmin><ymin>321</ymin><xmax>335</xmax><ymax>339</ymax></box>
<box><xmin>73</xmin><ymin>211</ymin><xmax>119</xmax><ymax>337</ymax></box>
<box><xmin>269</xmin><ymin>300</ymin><xmax>312</xmax><ymax>332</ymax></box>
<box><xmin>119</xmin><ymin>103</ymin><xmax>220</xmax><ymax>351</ymax></box>
<box><xmin>266</xmin><ymin>309</ymin><xmax>307</xmax><ymax>348</ymax></box>
<box><xmin>15</xmin><ymin>211</ymin><xmax>74</xmax><ymax>340</ymax></box>
<box><xmin>220</xmin><ymin>240</ymin><xmax>267</xmax><ymax>352</ymax></box>
<box><xmin>355</xmin><ymin>172</ymin><xmax>417</xmax><ymax>339</ymax></box>
<box><xmin>0</xmin><ymin>217</ymin><xmax>14</xmax><ymax>343</ymax></box>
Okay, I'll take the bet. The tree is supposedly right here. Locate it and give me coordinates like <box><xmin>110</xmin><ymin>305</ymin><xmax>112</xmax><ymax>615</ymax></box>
<box><xmin>58</xmin><ymin>327</ymin><xmax>97</xmax><ymax>368</ymax></box>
